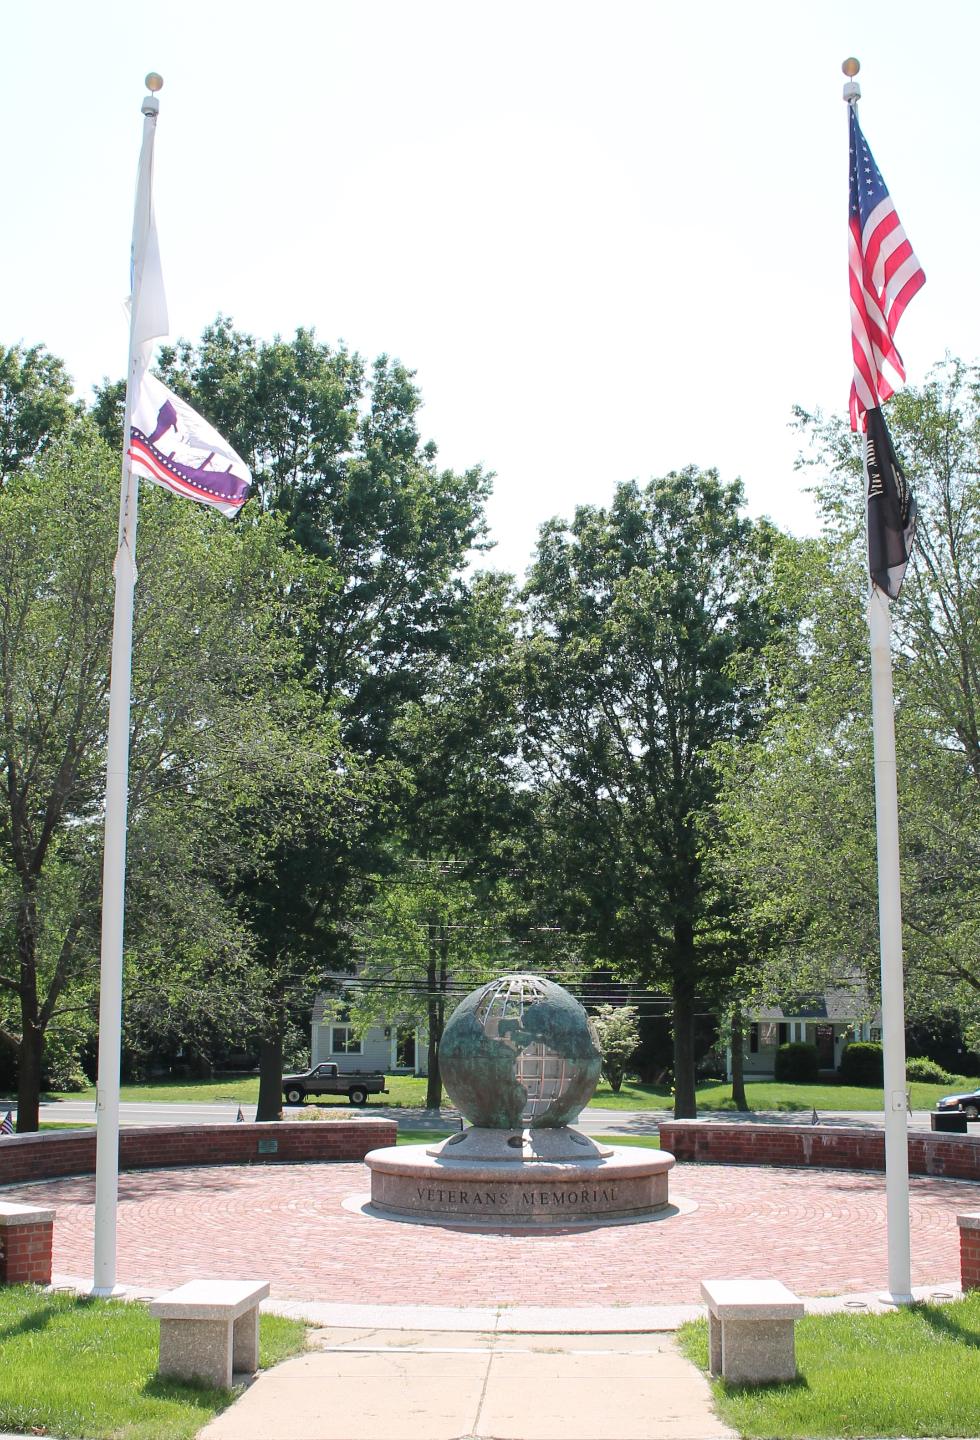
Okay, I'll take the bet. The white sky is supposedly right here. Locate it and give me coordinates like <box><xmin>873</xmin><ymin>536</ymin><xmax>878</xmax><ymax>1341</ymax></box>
<box><xmin>3</xmin><ymin>0</ymin><xmax>977</xmax><ymax>578</ymax></box>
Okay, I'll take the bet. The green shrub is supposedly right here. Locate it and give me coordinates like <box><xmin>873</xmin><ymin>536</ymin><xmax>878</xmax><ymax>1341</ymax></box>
<box><xmin>774</xmin><ymin>1042</ymin><xmax>819</xmax><ymax>1083</ymax></box>
<box><xmin>840</xmin><ymin>1040</ymin><xmax>884</xmax><ymax>1084</ymax></box>
<box><xmin>905</xmin><ymin>1055</ymin><xmax>955</xmax><ymax>1084</ymax></box>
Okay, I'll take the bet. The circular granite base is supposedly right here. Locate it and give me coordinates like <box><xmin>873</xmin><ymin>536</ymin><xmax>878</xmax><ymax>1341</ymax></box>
<box><xmin>365</xmin><ymin>1129</ymin><xmax>675</xmax><ymax>1226</ymax></box>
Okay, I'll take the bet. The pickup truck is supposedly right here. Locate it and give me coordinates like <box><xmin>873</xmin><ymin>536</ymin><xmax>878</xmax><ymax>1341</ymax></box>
<box><xmin>281</xmin><ymin>1063</ymin><xmax>388</xmax><ymax>1107</ymax></box>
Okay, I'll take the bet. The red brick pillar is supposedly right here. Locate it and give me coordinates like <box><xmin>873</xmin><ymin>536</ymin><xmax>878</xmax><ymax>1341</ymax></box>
<box><xmin>958</xmin><ymin>1212</ymin><xmax>980</xmax><ymax>1292</ymax></box>
<box><xmin>0</xmin><ymin>1202</ymin><xmax>55</xmax><ymax>1285</ymax></box>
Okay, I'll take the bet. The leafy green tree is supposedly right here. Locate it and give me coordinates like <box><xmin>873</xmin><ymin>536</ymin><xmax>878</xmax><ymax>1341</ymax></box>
<box><xmin>346</xmin><ymin>863</ymin><xmax>512</xmax><ymax>1109</ymax></box>
<box><xmin>153</xmin><ymin>319</ymin><xmax>493</xmax><ymax>754</ymax></box>
<box><xmin>339</xmin><ymin>571</ymin><xmax>528</xmax><ymax>1110</ymax></box>
<box><xmin>520</xmin><ymin>471</ymin><xmax>780</xmax><ymax>1117</ymax></box>
<box><xmin>0</xmin><ymin>398</ymin><xmax>317</xmax><ymax>1129</ymax></box>
<box><xmin>134</xmin><ymin>320</ymin><xmax>495</xmax><ymax>1115</ymax></box>
<box><xmin>591</xmin><ymin>1003</ymin><xmax>639</xmax><ymax>1092</ymax></box>
<box><xmin>718</xmin><ymin>360</ymin><xmax>980</xmax><ymax>1040</ymax></box>
<box><xmin>0</xmin><ymin>344</ymin><xmax>77</xmax><ymax>481</ymax></box>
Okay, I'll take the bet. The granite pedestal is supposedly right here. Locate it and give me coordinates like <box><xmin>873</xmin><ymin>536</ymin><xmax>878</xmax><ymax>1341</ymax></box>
<box><xmin>366</xmin><ymin>1126</ymin><xmax>675</xmax><ymax>1226</ymax></box>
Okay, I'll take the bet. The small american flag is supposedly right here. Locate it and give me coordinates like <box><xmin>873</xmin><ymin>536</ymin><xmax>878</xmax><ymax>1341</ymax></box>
<box><xmin>0</xmin><ymin>1111</ymin><xmax>13</xmax><ymax>1136</ymax></box>
<box><xmin>848</xmin><ymin>105</ymin><xmax>925</xmax><ymax>433</ymax></box>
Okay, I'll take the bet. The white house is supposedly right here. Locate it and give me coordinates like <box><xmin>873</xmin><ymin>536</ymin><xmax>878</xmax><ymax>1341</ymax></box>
<box><xmin>726</xmin><ymin>991</ymin><xmax>881</xmax><ymax>1079</ymax></box>
<box><xmin>310</xmin><ymin>993</ymin><xmax>427</xmax><ymax>1075</ymax></box>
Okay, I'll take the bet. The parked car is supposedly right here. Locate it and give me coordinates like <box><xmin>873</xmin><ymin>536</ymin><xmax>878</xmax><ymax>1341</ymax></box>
<box><xmin>935</xmin><ymin>1086</ymin><xmax>980</xmax><ymax>1121</ymax></box>
<box><xmin>282</xmin><ymin>1062</ymin><xmax>388</xmax><ymax>1107</ymax></box>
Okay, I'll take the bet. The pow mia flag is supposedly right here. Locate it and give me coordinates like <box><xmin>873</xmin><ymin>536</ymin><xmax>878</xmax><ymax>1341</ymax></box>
<box><xmin>865</xmin><ymin>405</ymin><xmax>917</xmax><ymax>599</ymax></box>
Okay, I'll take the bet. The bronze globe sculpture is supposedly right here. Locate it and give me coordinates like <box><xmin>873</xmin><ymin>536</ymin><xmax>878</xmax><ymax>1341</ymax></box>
<box><xmin>440</xmin><ymin>973</ymin><xmax>602</xmax><ymax>1129</ymax></box>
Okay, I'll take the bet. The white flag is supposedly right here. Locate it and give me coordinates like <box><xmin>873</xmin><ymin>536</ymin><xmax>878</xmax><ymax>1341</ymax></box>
<box><xmin>130</xmin><ymin>110</ymin><xmax>169</xmax><ymax>348</ymax></box>
<box><xmin>129</xmin><ymin>371</ymin><xmax>252</xmax><ymax>518</ymax></box>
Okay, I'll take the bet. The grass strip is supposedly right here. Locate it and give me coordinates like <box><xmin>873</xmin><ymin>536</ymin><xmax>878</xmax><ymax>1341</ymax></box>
<box><xmin>0</xmin><ymin>1285</ymin><xmax>306</xmax><ymax>1440</ymax></box>
<box><xmin>593</xmin><ymin>1132</ymin><xmax>660</xmax><ymax>1148</ymax></box>
<box><xmin>678</xmin><ymin>1292</ymin><xmax>980</xmax><ymax>1438</ymax></box>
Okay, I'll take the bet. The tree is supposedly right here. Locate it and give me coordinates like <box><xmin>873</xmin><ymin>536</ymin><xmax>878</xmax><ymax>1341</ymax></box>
<box><xmin>520</xmin><ymin>471</ymin><xmax>780</xmax><ymax>1117</ymax></box>
<box><xmin>0</xmin><ymin>404</ymin><xmax>316</xmax><ymax>1129</ymax></box>
<box><xmin>718</xmin><ymin>360</ymin><xmax>980</xmax><ymax>1040</ymax></box>
<box><xmin>135</xmin><ymin>319</ymin><xmax>495</xmax><ymax>1114</ymax></box>
<box><xmin>342</xmin><ymin>571</ymin><xmax>528</xmax><ymax>1111</ymax></box>
<box><xmin>153</xmin><ymin>319</ymin><xmax>493</xmax><ymax>754</ymax></box>
<box><xmin>0</xmin><ymin>344</ymin><xmax>77</xmax><ymax>481</ymax></box>
<box><xmin>591</xmin><ymin>1003</ymin><xmax>639</xmax><ymax>1092</ymax></box>
<box><xmin>346</xmin><ymin>863</ymin><xmax>513</xmax><ymax>1109</ymax></box>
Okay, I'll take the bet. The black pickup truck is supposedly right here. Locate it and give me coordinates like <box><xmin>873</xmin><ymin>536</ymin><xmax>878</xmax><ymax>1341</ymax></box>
<box><xmin>282</xmin><ymin>1062</ymin><xmax>388</xmax><ymax>1107</ymax></box>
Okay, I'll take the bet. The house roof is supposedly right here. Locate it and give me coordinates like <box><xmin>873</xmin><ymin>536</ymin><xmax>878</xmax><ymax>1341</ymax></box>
<box><xmin>753</xmin><ymin>989</ymin><xmax>880</xmax><ymax>1024</ymax></box>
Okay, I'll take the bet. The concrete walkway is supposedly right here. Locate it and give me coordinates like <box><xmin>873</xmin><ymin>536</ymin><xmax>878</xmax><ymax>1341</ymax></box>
<box><xmin>198</xmin><ymin>1327</ymin><xmax>736</xmax><ymax>1440</ymax></box>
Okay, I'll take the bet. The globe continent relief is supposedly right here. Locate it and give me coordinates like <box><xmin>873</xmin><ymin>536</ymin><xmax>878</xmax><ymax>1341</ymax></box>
<box><xmin>439</xmin><ymin>974</ymin><xmax>602</xmax><ymax>1128</ymax></box>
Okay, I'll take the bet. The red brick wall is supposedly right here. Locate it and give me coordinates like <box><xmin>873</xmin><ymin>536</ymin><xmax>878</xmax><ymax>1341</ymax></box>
<box><xmin>959</xmin><ymin>1216</ymin><xmax>980</xmax><ymax>1291</ymax></box>
<box><xmin>658</xmin><ymin>1121</ymin><xmax>980</xmax><ymax>1181</ymax></box>
<box><xmin>0</xmin><ymin>1120</ymin><xmax>396</xmax><ymax>1187</ymax></box>
<box><xmin>0</xmin><ymin>1219</ymin><xmax>53</xmax><ymax>1285</ymax></box>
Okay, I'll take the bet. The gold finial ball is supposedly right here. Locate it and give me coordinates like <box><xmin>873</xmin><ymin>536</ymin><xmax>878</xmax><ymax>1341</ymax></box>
<box><xmin>145</xmin><ymin>72</ymin><xmax>164</xmax><ymax>93</ymax></box>
<box><xmin>842</xmin><ymin>57</ymin><xmax>860</xmax><ymax>78</ymax></box>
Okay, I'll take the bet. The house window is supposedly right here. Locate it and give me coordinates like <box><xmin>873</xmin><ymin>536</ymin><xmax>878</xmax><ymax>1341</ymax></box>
<box><xmin>759</xmin><ymin>1022</ymin><xmax>779</xmax><ymax>1048</ymax></box>
<box><xmin>331</xmin><ymin>1026</ymin><xmax>361</xmax><ymax>1055</ymax></box>
<box><xmin>749</xmin><ymin>1024</ymin><xmax>759</xmax><ymax>1053</ymax></box>
<box><xmin>778</xmin><ymin>1023</ymin><xmax>788</xmax><ymax>1046</ymax></box>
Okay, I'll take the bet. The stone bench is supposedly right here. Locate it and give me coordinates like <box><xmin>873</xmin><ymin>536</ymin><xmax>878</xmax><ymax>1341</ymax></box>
<box><xmin>0</xmin><ymin>1202</ymin><xmax>55</xmax><ymax>1285</ymax></box>
<box><xmin>149</xmin><ymin>1278</ymin><xmax>270</xmax><ymax>1388</ymax></box>
<box><xmin>701</xmin><ymin>1278</ymin><xmax>804</xmax><ymax>1384</ymax></box>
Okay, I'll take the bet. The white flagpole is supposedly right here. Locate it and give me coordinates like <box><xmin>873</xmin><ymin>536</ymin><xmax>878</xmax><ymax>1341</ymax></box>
<box><xmin>92</xmin><ymin>73</ymin><xmax>165</xmax><ymax>1296</ymax></box>
<box><xmin>843</xmin><ymin>58</ymin><xmax>912</xmax><ymax>1305</ymax></box>
<box><xmin>867</xmin><ymin>582</ymin><xmax>912</xmax><ymax>1304</ymax></box>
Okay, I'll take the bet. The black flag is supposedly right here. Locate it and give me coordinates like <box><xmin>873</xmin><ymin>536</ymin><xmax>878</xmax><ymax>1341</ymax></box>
<box><xmin>865</xmin><ymin>406</ymin><xmax>917</xmax><ymax>599</ymax></box>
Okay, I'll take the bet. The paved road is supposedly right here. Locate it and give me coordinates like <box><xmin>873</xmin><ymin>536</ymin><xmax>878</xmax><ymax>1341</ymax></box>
<box><xmin>7</xmin><ymin>1096</ymin><xmax>949</xmax><ymax>1131</ymax></box>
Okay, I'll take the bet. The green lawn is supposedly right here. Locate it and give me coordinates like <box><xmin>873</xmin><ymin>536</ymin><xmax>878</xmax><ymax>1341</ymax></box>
<box><xmin>33</xmin><ymin>1072</ymin><xmax>977</xmax><ymax>1113</ymax></box>
<box><xmin>0</xmin><ymin>1286</ymin><xmax>306</xmax><ymax>1440</ymax></box>
<box><xmin>678</xmin><ymin>1293</ymin><xmax>980</xmax><ymax>1438</ymax></box>
<box><xmin>37</xmin><ymin>1072</ymin><xmax>427</xmax><ymax>1108</ymax></box>
<box><xmin>592</xmin><ymin>1077</ymin><xmax>978</xmax><ymax>1112</ymax></box>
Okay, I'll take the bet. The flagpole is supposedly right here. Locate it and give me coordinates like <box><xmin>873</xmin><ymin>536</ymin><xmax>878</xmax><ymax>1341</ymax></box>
<box><xmin>92</xmin><ymin>74</ymin><xmax>164</xmax><ymax>1297</ymax></box>
<box><xmin>844</xmin><ymin>57</ymin><xmax>913</xmax><ymax>1305</ymax></box>
<box><xmin>867</xmin><ymin>582</ymin><xmax>912</xmax><ymax>1304</ymax></box>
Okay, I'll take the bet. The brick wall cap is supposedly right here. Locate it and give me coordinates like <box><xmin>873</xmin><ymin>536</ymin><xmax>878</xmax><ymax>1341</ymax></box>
<box><xmin>956</xmin><ymin>1211</ymin><xmax>980</xmax><ymax>1230</ymax></box>
<box><xmin>0</xmin><ymin>1129</ymin><xmax>92</xmax><ymax>1146</ymax></box>
<box><xmin>119</xmin><ymin>1119</ymin><xmax>394</xmax><ymax>1135</ymax></box>
<box><xmin>660</xmin><ymin>1120</ymin><xmax>881</xmax><ymax>1138</ymax></box>
<box><xmin>0</xmin><ymin>1201</ymin><xmax>55</xmax><ymax>1225</ymax></box>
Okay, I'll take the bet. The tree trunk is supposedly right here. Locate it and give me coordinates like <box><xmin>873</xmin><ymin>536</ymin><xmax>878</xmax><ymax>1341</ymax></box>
<box><xmin>16</xmin><ymin>1023</ymin><xmax>42</xmax><ymax>1133</ymax></box>
<box><xmin>730</xmin><ymin>1003</ymin><xmax>749</xmax><ymax>1111</ymax></box>
<box><xmin>671</xmin><ymin>962</ymin><xmax>697</xmax><ymax>1119</ymax></box>
<box><xmin>425</xmin><ymin>950</ymin><xmax>442</xmax><ymax>1109</ymax></box>
<box><xmin>256</xmin><ymin>1030</ymin><xmax>283</xmax><ymax>1121</ymax></box>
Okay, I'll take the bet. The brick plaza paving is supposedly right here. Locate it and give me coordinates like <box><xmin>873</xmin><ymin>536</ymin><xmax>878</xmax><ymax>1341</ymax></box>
<box><xmin>5</xmin><ymin>1158</ymin><xmax>970</xmax><ymax>1307</ymax></box>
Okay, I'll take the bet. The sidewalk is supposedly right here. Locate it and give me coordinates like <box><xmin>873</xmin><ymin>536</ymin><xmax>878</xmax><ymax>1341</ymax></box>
<box><xmin>198</xmin><ymin>1326</ymin><xmax>735</xmax><ymax>1440</ymax></box>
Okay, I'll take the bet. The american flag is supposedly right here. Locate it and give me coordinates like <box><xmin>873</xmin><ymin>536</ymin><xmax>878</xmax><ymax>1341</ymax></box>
<box><xmin>848</xmin><ymin>105</ymin><xmax>925</xmax><ymax>432</ymax></box>
<box><xmin>0</xmin><ymin>1111</ymin><xmax>13</xmax><ymax>1136</ymax></box>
